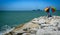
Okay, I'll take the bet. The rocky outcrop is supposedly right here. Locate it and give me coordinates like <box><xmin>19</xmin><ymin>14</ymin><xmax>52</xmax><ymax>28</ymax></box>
<box><xmin>4</xmin><ymin>16</ymin><xmax>60</xmax><ymax>35</ymax></box>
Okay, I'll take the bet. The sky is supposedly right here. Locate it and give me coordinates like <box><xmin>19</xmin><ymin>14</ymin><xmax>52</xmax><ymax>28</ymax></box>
<box><xmin>0</xmin><ymin>0</ymin><xmax>60</xmax><ymax>10</ymax></box>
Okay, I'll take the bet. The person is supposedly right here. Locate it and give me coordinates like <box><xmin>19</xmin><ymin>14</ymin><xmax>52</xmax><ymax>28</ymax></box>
<box><xmin>45</xmin><ymin>6</ymin><xmax>56</xmax><ymax>17</ymax></box>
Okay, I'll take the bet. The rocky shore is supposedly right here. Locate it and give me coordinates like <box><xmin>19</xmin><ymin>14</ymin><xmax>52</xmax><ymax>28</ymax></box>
<box><xmin>3</xmin><ymin>16</ymin><xmax>60</xmax><ymax>35</ymax></box>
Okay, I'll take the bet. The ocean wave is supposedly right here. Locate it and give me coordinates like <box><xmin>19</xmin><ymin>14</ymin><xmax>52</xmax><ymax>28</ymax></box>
<box><xmin>0</xmin><ymin>25</ymin><xmax>15</xmax><ymax>35</ymax></box>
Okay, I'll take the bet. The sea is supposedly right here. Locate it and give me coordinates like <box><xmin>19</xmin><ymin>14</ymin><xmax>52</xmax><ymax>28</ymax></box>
<box><xmin>0</xmin><ymin>10</ymin><xmax>60</xmax><ymax>35</ymax></box>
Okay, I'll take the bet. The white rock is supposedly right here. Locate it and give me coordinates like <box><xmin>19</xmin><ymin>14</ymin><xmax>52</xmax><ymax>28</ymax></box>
<box><xmin>3</xmin><ymin>16</ymin><xmax>60</xmax><ymax>35</ymax></box>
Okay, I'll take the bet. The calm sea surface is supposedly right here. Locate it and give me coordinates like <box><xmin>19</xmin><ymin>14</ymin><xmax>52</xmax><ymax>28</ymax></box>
<box><xmin>0</xmin><ymin>10</ymin><xmax>60</xmax><ymax>29</ymax></box>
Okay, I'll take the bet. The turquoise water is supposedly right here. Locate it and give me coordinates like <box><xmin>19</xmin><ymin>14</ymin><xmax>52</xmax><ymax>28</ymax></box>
<box><xmin>0</xmin><ymin>10</ymin><xmax>60</xmax><ymax>29</ymax></box>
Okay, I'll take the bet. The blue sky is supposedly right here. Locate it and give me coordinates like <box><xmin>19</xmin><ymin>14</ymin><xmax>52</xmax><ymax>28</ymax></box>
<box><xmin>0</xmin><ymin>0</ymin><xmax>60</xmax><ymax>10</ymax></box>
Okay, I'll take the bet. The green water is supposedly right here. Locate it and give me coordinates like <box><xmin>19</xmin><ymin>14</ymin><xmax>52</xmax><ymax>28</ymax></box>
<box><xmin>0</xmin><ymin>10</ymin><xmax>60</xmax><ymax>28</ymax></box>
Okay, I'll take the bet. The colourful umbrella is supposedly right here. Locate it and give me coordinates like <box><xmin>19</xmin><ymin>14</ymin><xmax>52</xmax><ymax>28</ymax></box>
<box><xmin>44</xmin><ymin>7</ymin><xmax>56</xmax><ymax>17</ymax></box>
